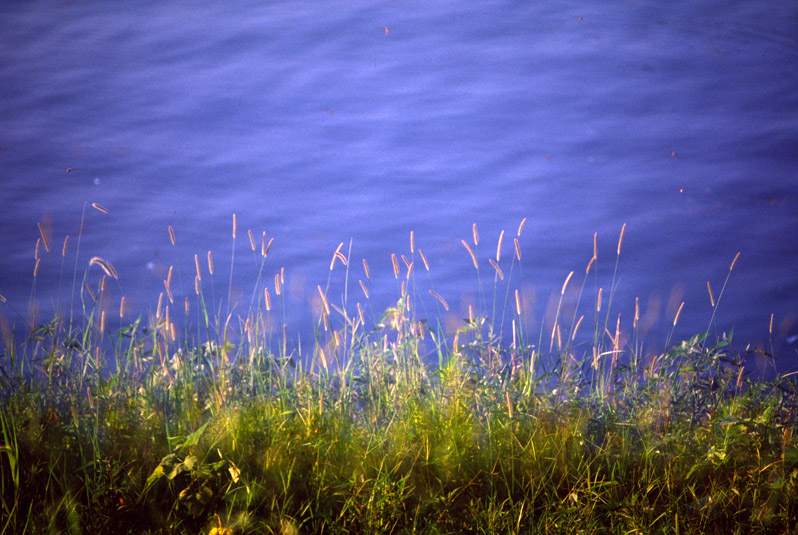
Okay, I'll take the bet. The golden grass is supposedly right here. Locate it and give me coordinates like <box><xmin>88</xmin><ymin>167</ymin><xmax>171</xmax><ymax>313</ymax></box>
<box><xmin>37</xmin><ymin>222</ymin><xmax>50</xmax><ymax>253</ymax></box>
<box><xmin>330</xmin><ymin>242</ymin><xmax>344</xmax><ymax>270</ymax></box>
<box><xmin>488</xmin><ymin>258</ymin><xmax>504</xmax><ymax>280</ymax></box>
<box><xmin>359</xmin><ymin>280</ymin><xmax>369</xmax><ymax>299</ymax></box>
<box><xmin>419</xmin><ymin>248</ymin><xmax>430</xmax><ymax>271</ymax></box>
<box><xmin>461</xmin><ymin>240</ymin><xmax>478</xmax><ymax>269</ymax></box>
<box><xmin>91</xmin><ymin>202</ymin><xmax>109</xmax><ymax>214</ymax></box>
<box><xmin>617</xmin><ymin>222</ymin><xmax>626</xmax><ymax>255</ymax></box>
<box><xmin>496</xmin><ymin>229</ymin><xmax>504</xmax><ymax>262</ymax></box>
<box><xmin>517</xmin><ymin>216</ymin><xmax>527</xmax><ymax>236</ymax></box>
<box><xmin>429</xmin><ymin>289</ymin><xmax>449</xmax><ymax>310</ymax></box>
<box><xmin>673</xmin><ymin>301</ymin><xmax>685</xmax><ymax>326</ymax></box>
<box><xmin>88</xmin><ymin>256</ymin><xmax>118</xmax><ymax>279</ymax></box>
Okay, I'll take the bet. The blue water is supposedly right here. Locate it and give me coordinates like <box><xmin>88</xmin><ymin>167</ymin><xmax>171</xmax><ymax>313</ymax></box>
<box><xmin>1</xmin><ymin>1</ymin><xmax>797</xmax><ymax>372</ymax></box>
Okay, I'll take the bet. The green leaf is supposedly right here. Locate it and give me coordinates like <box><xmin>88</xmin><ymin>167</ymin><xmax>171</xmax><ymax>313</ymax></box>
<box><xmin>175</xmin><ymin>421</ymin><xmax>210</xmax><ymax>452</ymax></box>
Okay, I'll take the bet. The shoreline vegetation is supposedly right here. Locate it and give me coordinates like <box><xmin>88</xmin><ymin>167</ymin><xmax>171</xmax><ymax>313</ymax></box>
<box><xmin>1</xmin><ymin>207</ymin><xmax>796</xmax><ymax>534</ymax></box>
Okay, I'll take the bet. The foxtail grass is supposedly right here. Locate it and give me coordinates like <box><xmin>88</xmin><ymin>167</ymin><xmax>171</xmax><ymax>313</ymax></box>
<box><xmin>0</xmin><ymin>210</ymin><xmax>795</xmax><ymax>534</ymax></box>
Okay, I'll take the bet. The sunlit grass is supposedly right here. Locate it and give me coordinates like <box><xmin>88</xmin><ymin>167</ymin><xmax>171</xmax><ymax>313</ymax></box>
<box><xmin>0</xmin><ymin>207</ymin><xmax>796</xmax><ymax>534</ymax></box>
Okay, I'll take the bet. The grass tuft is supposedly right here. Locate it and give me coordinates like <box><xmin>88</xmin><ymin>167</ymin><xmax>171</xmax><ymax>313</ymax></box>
<box><xmin>0</xmin><ymin>211</ymin><xmax>795</xmax><ymax>534</ymax></box>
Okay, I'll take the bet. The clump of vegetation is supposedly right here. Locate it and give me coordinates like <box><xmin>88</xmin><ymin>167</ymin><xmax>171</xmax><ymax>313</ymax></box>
<box><xmin>0</xmin><ymin>206</ymin><xmax>796</xmax><ymax>534</ymax></box>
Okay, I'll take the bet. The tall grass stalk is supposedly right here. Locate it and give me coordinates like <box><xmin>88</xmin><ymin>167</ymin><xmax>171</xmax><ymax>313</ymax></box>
<box><xmin>0</xmin><ymin>212</ymin><xmax>795</xmax><ymax>534</ymax></box>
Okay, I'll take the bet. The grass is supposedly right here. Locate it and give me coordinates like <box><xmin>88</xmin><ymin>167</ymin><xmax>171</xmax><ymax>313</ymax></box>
<box><xmin>0</xmin><ymin>206</ymin><xmax>796</xmax><ymax>534</ymax></box>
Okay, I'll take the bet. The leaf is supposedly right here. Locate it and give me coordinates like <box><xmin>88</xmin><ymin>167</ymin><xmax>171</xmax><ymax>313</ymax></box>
<box><xmin>175</xmin><ymin>421</ymin><xmax>210</xmax><ymax>452</ymax></box>
<box><xmin>144</xmin><ymin>464</ymin><xmax>166</xmax><ymax>492</ymax></box>
<box><xmin>229</xmin><ymin>461</ymin><xmax>241</xmax><ymax>483</ymax></box>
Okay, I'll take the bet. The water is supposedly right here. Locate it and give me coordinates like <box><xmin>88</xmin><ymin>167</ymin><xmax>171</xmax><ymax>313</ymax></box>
<box><xmin>1</xmin><ymin>1</ymin><xmax>796</xmax><ymax>372</ymax></box>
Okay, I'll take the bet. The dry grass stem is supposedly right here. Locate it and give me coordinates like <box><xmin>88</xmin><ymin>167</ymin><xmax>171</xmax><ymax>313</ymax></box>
<box><xmin>391</xmin><ymin>254</ymin><xmax>399</xmax><ymax>279</ymax></box>
<box><xmin>248</xmin><ymin>229</ymin><xmax>256</xmax><ymax>251</ymax></box>
<box><xmin>561</xmin><ymin>271</ymin><xmax>574</xmax><ymax>295</ymax></box>
<box><xmin>62</xmin><ymin>236</ymin><xmax>69</xmax><ymax>257</ymax></box>
<box><xmin>37</xmin><ymin>223</ymin><xmax>50</xmax><ymax>253</ymax></box>
<box><xmin>163</xmin><ymin>279</ymin><xmax>174</xmax><ymax>304</ymax></box>
<box><xmin>517</xmin><ymin>217</ymin><xmax>527</xmax><ymax>236</ymax></box>
<box><xmin>707</xmin><ymin>282</ymin><xmax>715</xmax><ymax>307</ymax></box>
<box><xmin>232</xmin><ymin>213</ymin><xmax>237</xmax><ymax>239</ymax></box>
<box><xmin>514</xmin><ymin>238</ymin><xmax>521</xmax><ymax>261</ymax></box>
<box><xmin>730</xmin><ymin>252</ymin><xmax>741</xmax><ymax>271</ymax></box>
<box><xmin>33</xmin><ymin>258</ymin><xmax>41</xmax><ymax>277</ymax></box>
<box><xmin>515</xmin><ymin>289</ymin><xmax>521</xmax><ymax>315</ymax></box>
<box><xmin>264</xmin><ymin>288</ymin><xmax>271</xmax><ymax>311</ymax></box>
<box><xmin>429</xmin><ymin>290</ymin><xmax>449</xmax><ymax>311</ymax></box>
<box><xmin>168</xmin><ymin>225</ymin><xmax>176</xmax><ymax>246</ymax></box>
<box><xmin>362</xmin><ymin>259</ymin><xmax>370</xmax><ymax>279</ymax></box>
<box><xmin>156</xmin><ymin>292</ymin><xmax>163</xmax><ymax>319</ymax></box>
<box><xmin>496</xmin><ymin>230</ymin><xmax>504</xmax><ymax>262</ymax></box>
<box><xmin>462</xmin><ymin>240</ymin><xmax>478</xmax><ymax>269</ymax></box>
<box><xmin>274</xmin><ymin>274</ymin><xmax>282</xmax><ymax>295</ymax></box>
<box><xmin>35</xmin><ymin>238</ymin><xmax>40</xmax><ymax>260</ymax></box>
<box><xmin>617</xmin><ymin>223</ymin><xmax>627</xmax><ymax>255</ymax></box>
<box><xmin>488</xmin><ymin>259</ymin><xmax>504</xmax><ymax>280</ymax></box>
<box><xmin>419</xmin><ymin>249</ymin><xmax>430</xmax><ymax>271</ymax></box>
<box><xmin>359</xmin><ymin>280</ymin><xmax>369</xmax><ymax>299</ymax></box>
<box><xmin>264</xmin><ymin>238</ymin><xmax>274</xmax><ymax>257</ymax></box>
<box><xmin>593</xmin><ymin>232</ymin><xmax>598</xmax><ymax>260</ymax></box>
<box><xmin>330</xmin><ymin>243</ymin><xmax>344</xmax><ymax>270</ymax></box>
<box><xmin>572</xmin><ymin>315</ymin><xmax>584</xmax><ymax>340</ymax></box>
<box><xmin>634</xmin><ymin>297</ymin><xmax>639</xmax><ymax>329</ymax></box>
<box><xmin>410</xmin><ymin>230</ymin><xmax>414</xmax><ymax>253</ymax></box>
<box><xmin>207</xmin><ymin>251</ymin><xmax>214</xmax><ymax>275</ymax></box>
<box><xmin>597</xmin><ymin>287</ymin><xmax>603</xmax><ymax>312</ymax></box>
<box><xmin>89</xmin><ymin>257</ymin><xmax>118</xmax><ymax>279</ymax></box>
<box><xmin>194</xmin><ymin>254</ymin><xmax>202</xmax><ymax>281</ymax></box>
<box><xmin>91</xmin><ymin>203</ymin><xmax>109</xmax><ymax>214</ymax></box>
<box><xmin>472</xmin><ymin>223</ymin><xmax>479</xmax><ymax>246</ymax></box>
<box><xmin>317</xmin><ymin>285</ymin><xmax>330</xmax><ymax>315</ymax></box>
<box><xmin>586</xmin><ymin>256</ymin><xmax>595</xmax><ymax>275</ymax></box>
<box><xmin>673</xmin><ymin>301</ymin><xmax>685</xmax><ymax>326</ymax></box>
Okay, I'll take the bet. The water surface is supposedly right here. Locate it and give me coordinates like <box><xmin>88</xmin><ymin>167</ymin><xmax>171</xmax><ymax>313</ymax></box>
<box><xmin>1</xmin><ymin>1</ymin><xmax>796</xmax><ymax>371</ymax></box>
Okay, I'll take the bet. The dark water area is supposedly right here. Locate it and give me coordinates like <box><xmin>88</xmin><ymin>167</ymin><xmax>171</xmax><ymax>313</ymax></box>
<box><xmin>1</xmin><ymin>1</ymin><xmax>797</xmax><ymax>374</ymax></box>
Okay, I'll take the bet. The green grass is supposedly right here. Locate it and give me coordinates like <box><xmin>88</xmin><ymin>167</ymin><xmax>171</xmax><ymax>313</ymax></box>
<box><xmin>0</xmin><ymin>209</ymin><xmax>796</xmax><ymax>534</ymax></box>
